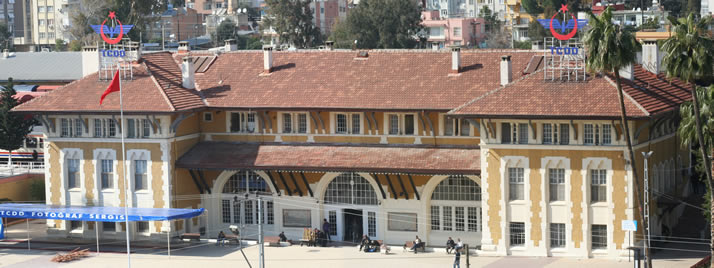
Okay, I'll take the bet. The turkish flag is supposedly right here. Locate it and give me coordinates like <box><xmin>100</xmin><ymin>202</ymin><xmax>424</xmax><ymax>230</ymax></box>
<box><xmin>99</xmin><ymin>69</ymin><xmax>120</xmax><ymax>105</ymax></box>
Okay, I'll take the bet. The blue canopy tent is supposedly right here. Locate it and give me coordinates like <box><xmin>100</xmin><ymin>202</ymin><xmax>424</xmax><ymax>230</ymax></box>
<box><xmin>0</xmin><ymin>203</ymin><xmax>205</xmax><ymax>257</ymax></box>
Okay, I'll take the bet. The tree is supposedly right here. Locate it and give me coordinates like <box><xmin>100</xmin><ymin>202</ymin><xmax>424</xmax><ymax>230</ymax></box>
<box><xmin>480</xmin><ymin>6</ymin><xmax>500</xmax><ymax>33</ymax></box>
<box><xmin>68</xmin><ymin>40</ymin><xmax>83</xmax><ymax>51</ymax></box>
<box><xmin>661</xmin><ymin>0</ymin><xmax>684</xmax><ymax>17</ymax></box>
<box><xmin>0</xmin><ymin>23</ymin><xmax>10</xmax><ymax>51</ymax></box>
<box><xmin>263</xmin><ymin>0</ymin><xmax>321</xmax><ymax>48</ymax></box>
<box><xmin>69</xmin><ymin>0</ymin><xmax>166</xmax><ymax>43</ymax></box>
<box><xmin>55</xmin><ymin>39</ymin><xmax>67</xmax><ymax>51</ymax></box>
<box><xmin>522</xmin><ymin>0</ymin><xmax>544</xmax><ymax>17</ymax></box>
<box><xmin>687</xmin><ymin>0</ymin><xmax>701</xmax><ymax>16</ymax></box>
<box><xmin>583</xmin><ymin>7</ymin><xmax>649</xmax><ymax>267</ymax></box>
<box><xmin>170</xmin><ymin>0</ymin><xmax>185</xmax><ymax>7</ymax></box>
<box><xmin>329</xmin><ymin>0</ymin><xmax>422</xmax><ymax>49</ymax></box>
<box><xmin>528</xmin><ymin>19</ymin><xmax>549</xmax><ymax>42</ymax></box>
<box><xmin>662</xmin><ymin>13</ymin><xmax>714</xmax><ymax>266</ymax></box>
<box><xmin>212</xmin><ymin>19</ymin><xmax>237</xmax><ymax>47</ymax></box>
<box><xmin>0</xmin><ymin>78</ymin><xmax>35</xmax><ymax>171</ymax></box>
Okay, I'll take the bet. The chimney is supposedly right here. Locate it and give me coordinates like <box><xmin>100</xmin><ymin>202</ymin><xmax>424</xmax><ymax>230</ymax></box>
<box><xmin>450</xmin><ymin>46</ymin><xmax>461</xmax><ymax>74</ymax></box>
<box><xmin>263</xmin><ymin>45</ymin><xmax>274</xmax><ymax>73</ymax></box>
<box><xmin>81</xmin><ymin>46</ymin><xmax>100</xmax><ymax>77</ymax></box>
<box><xmin>325</xmin><ymin>41</ymin><xmax>334</xmax><ymax>50</ymax></box>
<box><xmin>619</xmin><ymin>64</ymin><xmax>635</xmax><ymax>80</ymax></box>
<box><xmin>225</xmin><ymin>39</ymin><xmax>237</xmax><ymax>51</ymax></box>
<box><xmin>181</xmin><ymin>57</ymin><xmax>195</xmax><ymax>89</ymax></box>
<box><xmin>500</xmin><ymin>55</ymin><xmax>512</xmax><ymax>86</ymax></box>
<box><xmin>642</xmin><ymin>40</ymin><xmax>659</xmax><ymax>74</ymax></box>
<box><xmin>178</xmin><ymin>41</ymin><xmax>190</xmax><ymax>54</ymax></box>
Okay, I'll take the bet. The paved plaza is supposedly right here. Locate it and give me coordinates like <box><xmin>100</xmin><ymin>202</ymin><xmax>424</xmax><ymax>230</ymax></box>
<box><xmin>0</xmin><ymin>221</ymin><xmax>706</xmax><ymax>268</ymax></box>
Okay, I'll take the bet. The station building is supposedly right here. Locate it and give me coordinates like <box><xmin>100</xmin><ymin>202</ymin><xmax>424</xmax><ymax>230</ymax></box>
<box><xmin>13</xmin><ymin>42</ymin><xmax>694</xmax><ymax>258</ymax></box>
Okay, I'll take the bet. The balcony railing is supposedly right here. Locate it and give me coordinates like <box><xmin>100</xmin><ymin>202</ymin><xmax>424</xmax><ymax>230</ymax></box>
<box><xmin>0</xmin><ymin>161</ymin><xmax>45</xmax><ymax>177</ymax></box>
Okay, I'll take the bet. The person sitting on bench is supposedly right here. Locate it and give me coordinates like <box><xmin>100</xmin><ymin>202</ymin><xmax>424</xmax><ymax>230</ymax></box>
<box><xmin>216</xmin><ymin>231</ymin><xmax>226</xmax><ymax>246</ymax></box>
<box><xmin>411</xmin><ymin>236</ymin><xmax>423</xmax><ymax>254</ymax></box>
<box><xmin>446</xmin><ymin>237</ymin><xmax>456</xmax><ymax>254</ymax></box>
<box><xmin>279</xmin><ymin>231</ymin><xmax>288</xmax><ymax>242</ymax></box>
<box><xmin>358</xmin><ymin>235</ymin><xmax>371</xmax><ymax>252</ymax></box>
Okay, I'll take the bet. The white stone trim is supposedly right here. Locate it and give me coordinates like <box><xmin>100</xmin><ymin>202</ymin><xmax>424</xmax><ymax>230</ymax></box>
<box><xmin>581</xmin><ymin>157</ymin><xmax>613</xmax><ymax>257</ymax></box>
<box><xmin>92</xmin><ymin>148</ymin><xmax>119</xmax><ymax>207</ymax></box>
<box><xmin>500</xmin><ymin>155</ymin><xmax>529</xmax><ymax>255</ymax></box>
<box><xmin>540</xmin><ymin>157</ymin><xmax>572</xmax><ymax>256</ymax></box>
<box><xmin>126</xmin><ymin>149</ymin><xmax>152</xmax><ymax>210</ymax></box>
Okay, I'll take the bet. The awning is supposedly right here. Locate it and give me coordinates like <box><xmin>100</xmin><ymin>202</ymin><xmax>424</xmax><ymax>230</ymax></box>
<box><xmin>176</xmin><ymin>142</ymin><xmax>480</xmax><ymax>175</ymax></box>
<box><xmin>0</xmin><ymin>203</ymin><xmax>205</xmax><ymax>222</ymax></box>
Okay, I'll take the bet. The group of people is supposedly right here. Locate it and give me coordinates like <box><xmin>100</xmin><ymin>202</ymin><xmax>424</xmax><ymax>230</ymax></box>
<box><xmin>445</xmin><ymin>237</ymin><xmax>464</xmax><ymax>254</ymax></box>
<box><xmin>358</xmin><ymin>234</ymin><xmax>390</xmax><ymax>253</ymax></box>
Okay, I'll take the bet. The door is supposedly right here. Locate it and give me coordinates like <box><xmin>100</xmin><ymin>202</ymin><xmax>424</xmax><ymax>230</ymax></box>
<box><xmin>343</xmin><ymin>209</ymin><xmax>363</xmax><ymax>243</ymax></box>
<box><xmin>363</xmin><ymin>209</ymin><xmax>378</xmax><ymax>240</ymax></box>
<box><xmin>325</xmin><ymin>207</ymin><xmax>342</xmax><ymax>241</ymax></box>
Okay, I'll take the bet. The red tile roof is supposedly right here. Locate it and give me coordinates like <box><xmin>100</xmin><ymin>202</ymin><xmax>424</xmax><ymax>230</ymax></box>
<box><xmin>191</xmin><ymin>50</ymin><xmax>538</xmax><ymax>110</ymax></box>
<box><xmin>176</xmin><ymin>142</ymin><xmax>480</xmax><ymax>174</ymax></box>
<box><xmin>450</xmin><ymin>66</ymin><xmax>691</xmax><ymax>119</ymax></box>
<box><xmin>13</xmin><ymin>52</ymin><xmax>205</xmax><ymax>114</ymax></box>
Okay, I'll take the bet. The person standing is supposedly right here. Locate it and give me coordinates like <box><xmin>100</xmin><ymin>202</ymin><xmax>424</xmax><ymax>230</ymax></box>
<box><xmin>322</xmin><ymin>218</ymin><xmax>331</xmax><ymax>241</ymax></box>
<box><xmin>453</xmin><ymin>250</ymin><xmax>461</xmax><ymax>268</ymax></box>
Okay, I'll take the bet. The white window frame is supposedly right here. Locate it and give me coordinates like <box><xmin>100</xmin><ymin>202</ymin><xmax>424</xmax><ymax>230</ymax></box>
<box><xmin>442</xmin><ymin>114</ymin><xmax>472</xmax><ymax>136</ymax></box>
<box><xmin>385</xmin><ymin>113</ymin><xmax>417</xmax><ymax>136</ymax></box>
<box><xmin>333</xmin><ymin>112</ymin><xmax>362</xmax><ymax>135</ymax></box>
<box><xmin>228</xmin><ymin>111</ymin><xmax>257</xmax><ymax>133</ymax></box>
<box><xmin>279</xmin><ymin>112</ymin><xmax>310</xmax><ymax>134</ymax></box>
<box><xmin>92</xmin><ymin>118</ymin><xmax>117</xmax><ymax>138</ymax></box>
<box><xmin>583</xmin><ymin>123</ymin><xmax>613</xmax><ymax>145</ymax></box>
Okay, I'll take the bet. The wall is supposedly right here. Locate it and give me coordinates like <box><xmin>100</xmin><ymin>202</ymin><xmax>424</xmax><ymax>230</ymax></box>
<box><xmin>0</xmin><ymin>174</ymin><xmax>44</xmax><ymax>202</ymax></box>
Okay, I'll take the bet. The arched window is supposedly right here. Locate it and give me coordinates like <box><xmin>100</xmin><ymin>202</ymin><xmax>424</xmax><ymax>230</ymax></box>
<box><xmin>432</xmin><ymin>175</ymin><xmax>481</xmax><ymax>201</ymax></box>
<box><xmin>223</xmin><ymin>170</ymin><xmax>269</xmax><ymax>194</ymax></box>
<box><xmin>325</xmin><ymin>173</ymin><xmax>378</xmax><ymax>205</ymax></box>
<box><xmin>430</xmin><ymin>175</ymin><xmax>481</xmax><ymax>233</ymax></box>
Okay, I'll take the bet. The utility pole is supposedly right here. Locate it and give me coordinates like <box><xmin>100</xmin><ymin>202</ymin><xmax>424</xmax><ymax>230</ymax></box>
<box><xmin>161</xmin><ymin>21</ymin><xmax>165</xmax><ymax>51</ymax></box>
<box><xmin>258</xmin><ymin>196</ymin><xmax>265</xmax><ymax>268</ymax></box>
<box><xmin>642</xmin><ymin>151</ymin><xmax>653</xmax><ymax>268</ymax></box>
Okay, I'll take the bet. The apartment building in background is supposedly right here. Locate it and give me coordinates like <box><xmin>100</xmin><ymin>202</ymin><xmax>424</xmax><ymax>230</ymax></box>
<box><xmin>422</xmin><ymin>10</ymin><xmax>486</xmax><ymax>48</ymax></box>
<box><xmin>425</xmin><ymin>0</ymin><xmax>506</xmax><ymax>19</ymax></box>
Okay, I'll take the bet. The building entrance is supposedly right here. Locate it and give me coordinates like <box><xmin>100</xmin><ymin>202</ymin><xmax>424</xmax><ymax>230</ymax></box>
<box><xmin>343</xmin><ymin>209</ymin><xmax>363</xmax><ymax>243</ymax></box>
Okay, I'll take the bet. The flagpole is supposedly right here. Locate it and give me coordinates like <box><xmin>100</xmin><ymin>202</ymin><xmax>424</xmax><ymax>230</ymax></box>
<box><xmin>118</xmin><ymin>62</ymin><xmax>132</xmax><ymax>268</ymax></box>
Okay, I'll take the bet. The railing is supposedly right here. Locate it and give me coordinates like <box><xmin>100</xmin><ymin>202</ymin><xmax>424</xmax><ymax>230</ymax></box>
<box><xmin>0</xmin><ymin>161</ymin><xmax>45</xmax><ymax>177</ymax></box>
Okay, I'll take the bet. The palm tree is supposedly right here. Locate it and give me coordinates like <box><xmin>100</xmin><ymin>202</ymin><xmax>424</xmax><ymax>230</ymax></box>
<box><xmin>583</xmin><ymin>6</ymin><xmax>649</xmax><ymax>266</ymax></box>
<box><xmin>662</xmin><ymin>13</ymin><xmax>714</xmax><ymax>265</ymax></box>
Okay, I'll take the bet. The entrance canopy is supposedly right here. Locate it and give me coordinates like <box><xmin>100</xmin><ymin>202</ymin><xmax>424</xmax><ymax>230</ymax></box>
<box><xmin>0</xmin><ymin>203</ymin><xmax>205</xmax><ymax>222</ymax></box>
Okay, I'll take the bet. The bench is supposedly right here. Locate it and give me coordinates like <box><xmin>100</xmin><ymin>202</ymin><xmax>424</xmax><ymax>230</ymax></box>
<box><xmin>181</xmin><ymin>233</ymin><xmax>201</xmax><ymax>241</ymax></box>
<box><xmin>403</xmin><ymin>241</ymin><xmax>426</xmax><ymax>252</ymax></box>
<box><xmin>264</xmin><ymin>236</ymin><xmax>281</xmax><ymax>246</ymax></box>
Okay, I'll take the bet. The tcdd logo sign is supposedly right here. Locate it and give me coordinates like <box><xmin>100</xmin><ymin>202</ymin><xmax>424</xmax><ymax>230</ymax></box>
<box><xmin>549</xmin><ymin>46</ymin><xmax>579</xmax><ymax>55</ymax></box>
<box><xmin>537</xmin><ymin>5</ymin><xmax>588</xmax><ymax>55</ymax></box>
<box><xmin>101</xmin><ymin>49</ymin><xmax>126</xmax><ymax>57</ymax></box>
<box><xmin>90</xmin><ymin>11</ymin><xmax>133</xmax><ymax>45</ymax></box>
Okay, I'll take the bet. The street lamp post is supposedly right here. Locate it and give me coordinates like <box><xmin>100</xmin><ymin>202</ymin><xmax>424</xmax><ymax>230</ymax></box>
<box><xmin>642</xmin><ymin>151</ymin><xmax>653</xmax><ymax>268</ymax></box>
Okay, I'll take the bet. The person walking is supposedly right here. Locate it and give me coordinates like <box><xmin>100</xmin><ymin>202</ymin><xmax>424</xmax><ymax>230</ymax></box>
<box><xmin>322</xmin><ymin>218</ymin><xmax>331</xmax><ymax>241</ymax></box>
<box><xmin>453</xmin><ymin>250</ymin><xmax>461</xmax><ymax>268</ymax></box>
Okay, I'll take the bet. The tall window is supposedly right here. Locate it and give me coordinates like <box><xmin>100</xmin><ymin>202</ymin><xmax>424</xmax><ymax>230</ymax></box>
<box><xmin>93</xmin><ymin>119</ymin><xmax>117</xmax><ymax>138</ymax></box>
<box><xmin>602</xmin><ymin>124</ymin><xmax>612</xmax><ymax>144</ymax></box>
<box><xmin>282</xmin><ymin>113</ymin><xmax>292</xmax><ymax>133</ymax></box>
<box><xmin>67</xmin><ymin>159</ymin><xmax>80</xmax><ymax>188</ymax></box>
<box><xmin>61</xmin><ymin>118</ymin><xmax>82</xmax><ymax>137</ymax></box>
<box><xmin>518</xmin><ymin>123</ymin><xmax>528</xmax><ymax>144</ymax></box>
<box><xmin>443</xmin><ymin>206</ymin><xmax>452</xmax><ymax>231</ymax></box>
<box><xmin>324</xmin><ymin>173</ymin><xmax>378</xmax><ymax>205</ymax></box>
<box><xmin>584</xmin><ymin>124</ymin><xmax>594</xmax><ymax>144</ymax></box>
<box><xmin>230</xmin><ymin>112</ymin><xmax>257</xmax><ymax>133</ymax></box>
<box><xmin>387</xmin><ymin>114</ymin><xmax>415</xmax><ymax>135</ymax></box>
<box><xmin>560</xmin><ymin>124</ymin><xmax>570</xmax><ymax>145</ymax></box>
<box><xmin>590</xmin><ymin>169</ymin><xmax>607</xmax><ymax>203</ymax></box>
<box><xmin>550</xmin><ymin>223</ymin><xmax>566</xmax><ymax>248</ymax></box>
<box><xmin>467</xmin><ymin>207</ymin><xmax>481</xmax><ymax>232</ymax></box>
<box><xmin>508</xmin><ymin>167</ymin><xmax>524</xmax><ymax>200</ymax></box>
<box><xmin>509</xmin><ymin>222</ymin><xmax>525</xmax><ymax>247</ymax></box>
<box><xmin>543</xmin><ymin>123</ymin><xmax>553</xmax><ymax>144</ymax></box>
<box><xmin>101</xmin><ymin>159</ymin><xmax>113</xmax><ymax>189</ymax></box>
<box><xmin>501</xmin><ymin>123</ymin><xmax>511</xmax><ymax>143</ymax></box>
<box><xmin>142</xmin><ymin>119</ymin><xmax>151</xmax><ymax>138</ymax></box>
<box><xmin>136</xmin><ymin>222</ymin><xmax>149</xmax><ymax>233</ymax></box>
<box><xmin>368</xmin><ymin>211</ymin><xmax>376</xmax><ymax>237</ymax></box>
<box><xmin>267</xmin><ymin>201</ymin><xmax>274</xmax><ymax>224</ymax></box>
<box><xmin>430</xmin><ymin>206</ymin><xmax>440</xmax><ymax>230</ymax></box>
<box><xmin>328</xmin><ymin>211</ymin><xmax>337</xmax><ymax>236</ymax></box>
<box><xmin>127</xmin><ymin>119</ymin><xmax>136</xmax><ymax>138</ymax></box>
<box><xmin>389</xmin><ymin>114</ymin><xmax>399</xmax><ymax>135</ymax></box>
<box><xmin>454</xmin><ymin>207</ymin><xmax>465</xmax><ymax>231</ymax></box>
<box><xmin>134</xmin><ymin>160</ymin><xmax>147</xmax><ymax>190</ymax></box>
<box><xmin>94</xmin><ymin>119</ymin><xmax>103</xmax><ymax>137</ymax></box>
<box><xmin>61</xmin><ymin>118</ymin><xmax>70</xmax><ymax>137</ymax></box>
<box><xmin>335</xmin><ymin>113</ymin><xmax>360</xmax><ymax>134</ymax></box>
<box><xmin>233</xmin><ymin>201</ymin><xmax>241</xmax><ymax>224</ymax></box>
<box><xmin>591</xmin><ymin>225</ymin><xmax>607</xmax><ymax>249</ymax></box>
<box><xmin>222</xmin><ymin>199</ymin><xmax>231</xmax><ymax>223</ymax></box>
<box><xmin>549</xmin><ymin>168</ymin><xmax>565</xmax><ymax>201</ymax></box>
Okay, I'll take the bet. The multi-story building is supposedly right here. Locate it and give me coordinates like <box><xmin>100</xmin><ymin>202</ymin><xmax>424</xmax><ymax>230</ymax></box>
<box><xmin>311</xmin><ymin>0</ymin><xmax>348</xmax><ymax>35</ymax></box>
<box><xmin>187</xmin><ymin>0</ymin><xmax>260</xmax><ymax>14</ymax></box>
<box><xmin>422</xmin><ymin>10</ymin><xmax>486</xmax><ymax>48</ymax></box>
<box><xmin>425</xmin><ymin>0</ymin><xmax>506</xmax><ymax>19</ymax></box>
<box><xmin>148</xmin><ymin>7</ymin><xmax>207</xmax><ymax>44</ymax></box>
<box><xmin>14</xmin><ymin>42</ymin><xmax>693</xmax><ymax>258</ymax></box>
<box><xmin>0</xmin><ymin>0</ymin><xmax>15</xmax><ymax>38</ymax></box>
<box><xmin>18</xmin><ymin>0</ymin><xmax>79</xmax><ymax>50</ymax></box>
